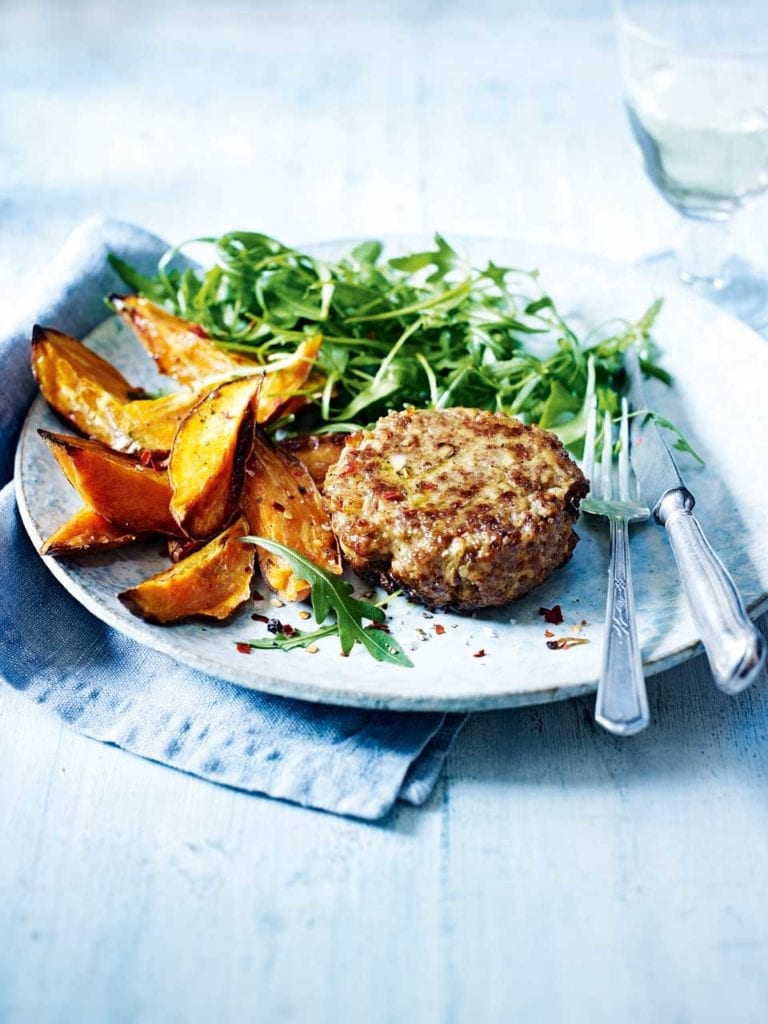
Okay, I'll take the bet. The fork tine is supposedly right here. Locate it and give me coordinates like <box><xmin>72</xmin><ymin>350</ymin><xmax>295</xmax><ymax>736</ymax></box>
<box><xmin>618</xmin><ymin>396</ymin><xmax>630</xmax><ymax>501</ymax></box>
<box><xmin>582</xmin><ymin>357</ymin><xmax>597</xmax><ymax>484</ymax></box>
<box><xmin>583</xmin><ymin>393</ymin><xmax>597</xmax><ymax>484</ymax></box>
<box><xmin>600</xmin><ymin>411</ymin><xmax>613</xmax><ymax>500</ymax></box>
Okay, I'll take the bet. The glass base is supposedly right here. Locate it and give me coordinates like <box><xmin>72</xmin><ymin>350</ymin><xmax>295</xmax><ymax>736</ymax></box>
<box><xmin>638</xmin><ymin>250</ymin><xmax>768</xmax><ymax>335</ymax></box>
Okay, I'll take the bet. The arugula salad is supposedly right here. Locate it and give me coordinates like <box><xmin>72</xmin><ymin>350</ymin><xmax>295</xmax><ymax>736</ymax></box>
<box><xmin>110</xmin><ymin>231</ymin><xmax>679</xmax><ymax>453</ymax></box>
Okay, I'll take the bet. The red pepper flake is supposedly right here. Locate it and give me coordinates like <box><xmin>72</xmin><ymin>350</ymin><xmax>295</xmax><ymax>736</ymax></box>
<box><xmin>189</xmin><ymin>323</ymin><xmax>210</xmax><ymax>339</ymax></box>
<box><xmin>473</xmin><ymin>648</ymin><xmax>486</xmax><ymax>658</ymax></box>
<box><xmin>538</xmin><ymin>605</ymin><xmax>564</xmax><ymax>625</ymax></box>
<box><xmin>435</xmin><ymin>624</ymin><xmax>446</xmax><ymax>636</ymax></box>
<box><xmin>546</xmin><ymin>637</ymin><xmax>591</xmax><ymax>651</ymax></box>
<box><xmin>368</xmin><ymin>621</ymin><xmax>391</xmax><ymax>633</ymax></box>
<box><xmin>282</xmin><ymin>623</ymin><xmax>297</xmax><ymax>638</ymax></box>
<box><xmin>251</xmin><ymin>613</ymin><xmax>270</xmax><ymax>623</ymax></box>
<box><xmin>235</xmin><ymin>642</ymin><xmax>252</xmax><ymax>654</ymax></box>
<box><xmin>381</xmin><ymin>489</ymin><xmax>403</xmax><ymax>501</ymax></box>
<box><xmin>544</xmin><ymin>629</ymin><xmax>554</xmax><ymax>638</ymax></box>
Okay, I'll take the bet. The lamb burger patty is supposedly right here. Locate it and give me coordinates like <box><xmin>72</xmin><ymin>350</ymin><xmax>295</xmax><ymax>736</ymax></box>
<box><xmin>323</xmin><ymin>407</ymin><xmax>589</xmax><ymax>612</ymax></box>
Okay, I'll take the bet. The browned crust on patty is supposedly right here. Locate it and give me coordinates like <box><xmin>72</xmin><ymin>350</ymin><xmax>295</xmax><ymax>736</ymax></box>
<box><xmin>322</xmin><ymin>407</ymin><xmax>589</xmax><ymax>611</ymax></box>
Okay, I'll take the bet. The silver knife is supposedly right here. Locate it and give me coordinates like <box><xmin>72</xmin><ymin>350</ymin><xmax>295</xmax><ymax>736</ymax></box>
<box><xmin>625</xmin><ymin>347</ymin><xmax>766</xmax><ymax>694</ymax></box>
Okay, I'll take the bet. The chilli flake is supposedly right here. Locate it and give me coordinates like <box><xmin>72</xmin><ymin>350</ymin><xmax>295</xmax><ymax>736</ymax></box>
<box><xmin>538</xmin><ymin>605</ymin><xmax>564</xmax><ymax>625</ymax></box>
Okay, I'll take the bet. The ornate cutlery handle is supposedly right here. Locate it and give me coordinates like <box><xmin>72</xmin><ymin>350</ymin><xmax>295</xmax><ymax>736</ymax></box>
<box><xmin>658</xmin><ymin>490</ymin><xmax>766</xmax><ymax>694</ymax></box>
<box><xmin>595</xmin><ymin>517</ymin><xmax>650</xmax><ymax>736</ymax></box>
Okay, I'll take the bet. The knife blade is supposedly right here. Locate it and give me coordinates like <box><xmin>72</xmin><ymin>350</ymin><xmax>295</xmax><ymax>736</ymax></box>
<box><xmin>625</xmin><ymin>346</ymin><xmax>765</xmax><ymax>694</ymax></box>
<box><xmin>625</xmin><ymin>373</ymin><xmax>686</xmax><ymax>513</ymax></box>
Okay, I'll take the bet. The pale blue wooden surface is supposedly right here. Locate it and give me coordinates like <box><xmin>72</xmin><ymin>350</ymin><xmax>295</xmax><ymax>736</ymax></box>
<box><xmin>2</xmin><ymin>2</ymin><xmax>768</xmax><ymax>1022</ymax></box>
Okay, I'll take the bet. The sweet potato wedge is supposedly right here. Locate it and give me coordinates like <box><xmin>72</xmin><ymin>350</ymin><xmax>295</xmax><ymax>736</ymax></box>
<box><xmin>240</xmin><ymin>429</ymin><xmax>342</xmax><ymax>602</ymax></box>
<box><xmin>256</xmin><ymin>335</ymin><xmax>322</xmax><ymax>424</ymax></box>
<box><xmin>169</xmin><ymin>376</ymin><xmax>262</xmax><ymax>539</ymax></box>
<box><xmin>113</xmin><ymin>389</ymin><xmax>204</xmax><ymax>456</ymax></box>
<box><xmin>277</xmin><ymin>432</ymin><xmax>347</xmax><ymax>487</ymax></box>
<box><xmin>31</xmin><ymin>324</ymin><xmax>205</xmax><ymax>456</ymax></box>
<box><xmin>114</xmin><ymin>295</ymin><xmax>322</xmax><ymax>422</ymax></box>
<box><xmin>120</xmin><ymin>337</ymin><xmax>323</xmax><ymax>453</ymax></box>
<box><xmin>41</xmin><ymin>507</ymin><xmax>143</xmax><ymax>557</ymax></box>
<box><xmin>31</xmin><ymin>325</ymin><xmax>138</xmax><ymax>447</ymax></box>
<box><xmin>40</xmin><ymin>430</ymin><xmax>181</xmax><ymax>536</ymax></box>
<box><xmin>112</xmin><ymin>295</ymin><xmax>256</xmax><ymax>386</ymax></box>
<box><xmin>119</xmin><ymin>516</ymin><xmax>254</xmax><ymax>624</ymax></box>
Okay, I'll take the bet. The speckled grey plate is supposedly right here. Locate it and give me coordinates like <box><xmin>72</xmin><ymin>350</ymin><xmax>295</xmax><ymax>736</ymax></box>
<box><xmin>14</xmin><ymin>238</ymin><xmax>768</xmax><ymax>711</ymax></box>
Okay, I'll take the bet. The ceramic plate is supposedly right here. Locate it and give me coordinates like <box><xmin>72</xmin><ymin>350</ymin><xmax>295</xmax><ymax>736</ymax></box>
<box><xmin>14</xmin><ymin>238</ymin><xmax>768</xmax><ymax>710</ymax></box>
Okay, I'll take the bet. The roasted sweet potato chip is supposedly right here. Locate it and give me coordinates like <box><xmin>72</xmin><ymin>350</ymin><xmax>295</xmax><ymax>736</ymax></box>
<box><xmin>114</xmin><ymin>295</ymin><xmax>322</xmax><ymax>424</ymax></box>
<box><xmin>240</xmin><ymin>429</ymin><xmax>341</xmax><ymax>602</ymax></box>
<box><xmin>277</xmin><ymin>432</ymin><xmax>347</xmax><ymax>487</ymax></box>
<box><xmin>31</xmin><ymin>324</ymin><xmax>208</xmax><ymax>457</ymax></box>
<box><xmin>31</xmin><ymin>325</ymin><xmax>137</xmax><ymax>447</ymax></box>
<box><xmin>112</xmin><ymin>295</ymin><xmax>256</xmax><ymax>386</ymax></box>
<box><xmin>119</xmin><ymin>516</ymin><xmax>254</xmax><ymax>624</ymax></box>
<box><xmin>169</xmin><ymin>375</ymin><xmax>262</xmax><ymax>539</ymax></box>
<box><xmin>256</xmin><ymin>335</ymin><xmax>322</xmax><ymax>424</ymax></box>
<box><xmin>113</xmin><ymin>389</ymin><xmax>205</xmax><ymax>456</ymax></box>
<box><xmin>41</xmin><ymin>507</ymin><xmax>143</xmax><ymax>557</ymax></box>
<box><xmin>40</xmin><ymin>430</ymin><xmax>181</xmax><ymax>535</ymax></box>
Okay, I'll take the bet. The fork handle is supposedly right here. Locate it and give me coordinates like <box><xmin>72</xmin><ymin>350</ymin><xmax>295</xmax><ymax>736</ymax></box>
<box><xmin>595</xmin><ymin>517</ymin><xmax>650</xmax><ymax>736</ymax></box>
<box><xmin>658</xmin><ymin>490</ymin><xmax>766</xmax><ymax>694</ymax></box>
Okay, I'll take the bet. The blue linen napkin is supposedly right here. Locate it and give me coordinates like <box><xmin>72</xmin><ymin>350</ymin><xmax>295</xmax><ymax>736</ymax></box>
<box><xmin>0</xmin><ymin>216</ymin><xmax>465</xmax><ymax>820</ymax></box>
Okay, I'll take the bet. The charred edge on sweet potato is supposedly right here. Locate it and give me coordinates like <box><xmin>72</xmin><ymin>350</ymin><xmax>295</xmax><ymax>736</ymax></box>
<box><xmin>166</xmin><ymin>536</ymin><xmax>206</xmax><ymax>563</ymax></box>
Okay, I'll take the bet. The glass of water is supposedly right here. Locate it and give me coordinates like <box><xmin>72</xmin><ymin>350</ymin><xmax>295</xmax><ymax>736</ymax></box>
<box><xmin>618</xmin><ymin>1</ymin><xmax>768</xmax><ymax>325</ymax></box>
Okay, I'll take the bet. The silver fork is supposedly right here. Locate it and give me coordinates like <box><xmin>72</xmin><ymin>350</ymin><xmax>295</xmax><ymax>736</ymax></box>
<box><xmin>581</xmin><ymin>392</ymin><xmax>651</xmax><ymax>736</ymax></box>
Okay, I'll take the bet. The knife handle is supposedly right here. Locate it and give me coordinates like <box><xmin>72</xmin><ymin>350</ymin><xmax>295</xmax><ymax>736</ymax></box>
<box><xmin>658</xmin><ymin>491</ymin><xmax>767</xmax><ymax>694</ymax></box>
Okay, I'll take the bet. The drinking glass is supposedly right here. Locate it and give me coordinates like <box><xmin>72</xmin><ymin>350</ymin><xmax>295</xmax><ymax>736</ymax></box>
<box><xmin>617</xmin><ymin>1</ymin><xmax>768</xmax><ymax>326</ymax></box>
